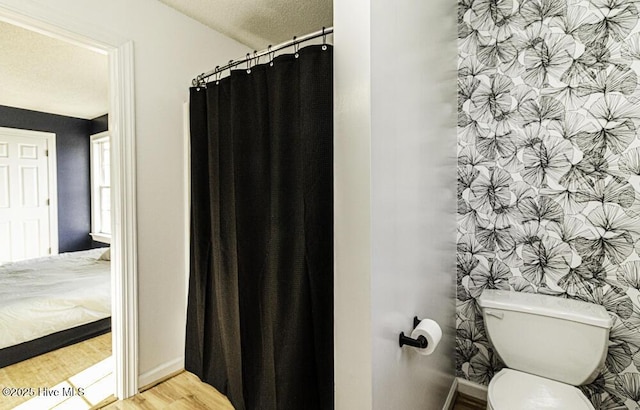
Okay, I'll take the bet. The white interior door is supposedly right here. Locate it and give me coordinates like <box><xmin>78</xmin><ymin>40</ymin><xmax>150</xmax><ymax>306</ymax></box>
<box><xmin>0</xmin><ymin>127</ymin><xmax>57</xmax><ymax>264</ymax></box>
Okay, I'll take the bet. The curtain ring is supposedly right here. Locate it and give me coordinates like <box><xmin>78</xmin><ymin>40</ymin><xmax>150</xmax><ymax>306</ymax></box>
<box><xmin>214</xmin><ymin>66</ymin><xmax>220</xmax><ymax>85</ymax></box>
<box><xmin>322</xmin><ymin>27</ymin><xmax>328</xmax><ymax>51</ymax></box>
<box><xmin>268</xmin><ymin>45</ymin><xmax>274</xmax><ymax>67</ymax></box>
<box><xmin>193</xmin><ymin>73</ymin><xmax>206</xmax><ymax>89</ymax></box>
<box><xmin>293</xmin><ymin>36</ymin><xmax>300</xmax><ymax>58</ymax></box>
<box><xmin>253</xmin><ymin>50</ymin><xmax>259</xmax><ymax>66</ymax></box>
<box><xmin>246</xmin><ymin>53</ymin><xmax>251</xmax><ymax>74</ymax></box>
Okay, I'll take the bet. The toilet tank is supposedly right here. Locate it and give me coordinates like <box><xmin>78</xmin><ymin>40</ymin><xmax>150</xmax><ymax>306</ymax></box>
<box><xmin>478</xmin><ymin>290</ymin><xmax>612</xmax><ymax>385</ymax></box>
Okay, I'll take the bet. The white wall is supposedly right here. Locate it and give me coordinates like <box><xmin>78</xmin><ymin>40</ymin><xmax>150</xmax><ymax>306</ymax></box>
<box><xmin>370</xmin><ymin>0</ymin><xmax>458</xmax><ymax>407</ymax></box>
<box><xmin>0</xmin><ymin>0</ymin><xmax>249</xmax><ymax>386</ymax></box>
<box><xmin>335</xmin><ymin>0</ymin><xmax>457</xmax><ymax>408</ymax></box>
<box><xmin>333</xmin><ymin>0</ymin><xmax>372</xmax><ymax>407</ymax></box>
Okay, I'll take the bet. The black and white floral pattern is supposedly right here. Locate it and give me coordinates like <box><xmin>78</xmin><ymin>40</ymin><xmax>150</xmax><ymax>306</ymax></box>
<box><xmin>457</xmin><ymin>0</ymin><xmax>640</xmax><ymax>407</ymax></box>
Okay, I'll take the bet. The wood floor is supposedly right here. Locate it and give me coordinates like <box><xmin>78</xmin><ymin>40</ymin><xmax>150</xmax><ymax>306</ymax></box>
<box><xmin>0</xmin><ymin>333</ymin><xmax>481</xmax><ymax>410</ymax></box>
<box><xmin>0</xmin><ymin>334</ymin><xmax>231</xmax><ymax>410</ymax></box>
<box><xmin>452</xmin><ymin>392</ymin><xmax>487</xmax><ymax>410</ymax></box>
<box><xmin>106</xmin><ymin>374</ymin><xmax>484</xmax><ymax>410</ymax></box>
<box><xmin>0</xmin><ymin>332</ymin><xmax>112</xmax><ymax>410</ymax></box>
<box><xmin>106</xmin><ymin>372</ymin><xmax>483</xmax><ymax>410</ymax></box>
<box><xmin>103</xmin><ymin>371</ymin><xmax>233</xmax><ymax>410</ymax></box>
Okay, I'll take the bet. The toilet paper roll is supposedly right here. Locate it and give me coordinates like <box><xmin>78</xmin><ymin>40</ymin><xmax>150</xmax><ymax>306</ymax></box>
<box><xmin>410</xmin><ymin>319</ymin><xmax>442</xmax><ymax>356</ymax></box>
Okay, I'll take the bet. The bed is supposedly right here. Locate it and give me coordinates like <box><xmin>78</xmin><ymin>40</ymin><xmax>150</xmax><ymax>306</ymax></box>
<box><xmin>0</xmin><ymin>248</ymin><xmax>111</xmax><ymax>368</ymax></box>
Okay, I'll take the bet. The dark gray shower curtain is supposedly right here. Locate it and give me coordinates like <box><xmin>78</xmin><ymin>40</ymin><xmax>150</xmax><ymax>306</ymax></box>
<box><xmin>186</xmin><ymin>45</ymin><xmax>333</xmax><ymax>410</ymax></box>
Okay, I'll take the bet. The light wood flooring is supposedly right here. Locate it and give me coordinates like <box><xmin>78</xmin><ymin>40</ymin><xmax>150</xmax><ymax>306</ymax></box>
<box><xmin>452</xmin><ymin>392</ymin><xmax>487</xmax><ymax>410</ymax></box>
<box><xmin>102</xmin><ymin>371</ymin><xmax>233</xmax><ymax>410</ymax></box>
<box><xmin>0</xmin><ymin>333</ymin><xmax>481</xmax><ymax>410</ymax></box>
<box><xmin>0</xmin><ymin>332</ymin><xmax>112</xmax><ymax>410</ymax></box>
<box><xmin>105</xmin><ymin>371</ymin><xmax>485</xmax><ymax>410</ymax></box>
<box><xmin>107</xmin><ymin>372</ymin><xmax>482</xmax><ymax>410</ymax></box>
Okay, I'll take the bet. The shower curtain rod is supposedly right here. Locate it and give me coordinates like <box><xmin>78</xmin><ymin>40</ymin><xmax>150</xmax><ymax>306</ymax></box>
<box><xmin>192</xmin><ymin>26</ymin><xmax>333</xmax><ymax>86</ymax></box>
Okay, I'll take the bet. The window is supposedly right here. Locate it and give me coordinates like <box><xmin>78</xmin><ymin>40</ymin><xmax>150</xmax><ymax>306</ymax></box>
<box><xmin>90</xmin><ymin>131</ymin><xmax>111</xmax><ymax>243</ymax></box>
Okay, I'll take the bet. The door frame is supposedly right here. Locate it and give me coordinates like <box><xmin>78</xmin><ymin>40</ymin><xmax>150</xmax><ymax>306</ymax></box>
<box><xmin>0</xmin><ymin>3</ymin><xmax>139</xmax><ymax>399</ymax></box>
<box><xmin>0</xmin><ymin>126</ymin><xmax>58</xmax><ymax>257</ymax></box>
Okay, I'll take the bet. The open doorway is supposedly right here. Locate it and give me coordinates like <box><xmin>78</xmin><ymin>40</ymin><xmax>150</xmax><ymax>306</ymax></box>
<box><xmin>0</xmin><ymin>5</ymin><xmax>138</xmax><ymax>405</ymax></box>
<box><xmin>0</xmin><ymin>19</ymin><xmax>114</xmax><ymax>409</ymax></box>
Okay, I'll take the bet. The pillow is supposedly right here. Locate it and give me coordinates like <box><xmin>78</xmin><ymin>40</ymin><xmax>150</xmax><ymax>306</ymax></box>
<box><xmin>99</xmin><ymin>248</ymin><xmax>111</xmax><ymax>261</ymax></box>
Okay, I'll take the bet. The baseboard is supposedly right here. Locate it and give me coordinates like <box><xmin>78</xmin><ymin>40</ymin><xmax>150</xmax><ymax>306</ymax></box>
<box><xmin>456</xmin><ymin>377</ymin><xmax>488</xmax><ymax>401</ymax></box>
<box><xmin>442</xmin><ymin>377</ymin><xmax>458</xmax><ymax>410</ymax></box>
<box><xmin>138</xmin><ymin>356</ymin><xmax>184</xmax><ymax>390</ymax></box>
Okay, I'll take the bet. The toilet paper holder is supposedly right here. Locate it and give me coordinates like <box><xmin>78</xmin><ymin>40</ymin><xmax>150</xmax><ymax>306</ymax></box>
<box><xmin>399</xmin><ymin>316</ymin><xmax>428</xmax><ymax>349</ymax></box>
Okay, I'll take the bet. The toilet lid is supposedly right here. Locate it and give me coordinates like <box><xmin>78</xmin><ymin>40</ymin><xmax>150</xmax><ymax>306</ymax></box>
<box><xmin>488</xmin><ymin>369</ymin><xmax>595</xmax><ymax>410</ymax></box>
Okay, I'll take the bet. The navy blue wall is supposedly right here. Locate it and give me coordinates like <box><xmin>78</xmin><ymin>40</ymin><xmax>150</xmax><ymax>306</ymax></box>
<box><xmin>0</xmin><ymin>105</ymin><xmax>107</xmax><ymax>252</ymax></box>
<box><xmin>90</xmin><ymin>114</ymin><xmax>108</xmax><ymax>135</ymax></box>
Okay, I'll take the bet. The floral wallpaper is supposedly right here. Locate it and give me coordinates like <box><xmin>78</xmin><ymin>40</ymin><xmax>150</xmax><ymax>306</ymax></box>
<box><xmin>457</xmin><ymin>0</ymin><xmax>640</xmax><ymax>407</ymax></box>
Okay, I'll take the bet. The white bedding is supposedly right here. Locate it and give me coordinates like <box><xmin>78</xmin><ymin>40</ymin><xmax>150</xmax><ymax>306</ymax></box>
<box><xmin>0</xmin><ymin>248</ymin><xmax>110</xmax><ymax>349</ymax></box>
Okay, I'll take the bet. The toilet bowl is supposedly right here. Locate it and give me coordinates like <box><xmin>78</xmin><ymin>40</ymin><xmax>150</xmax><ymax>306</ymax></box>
<box><xmin>478</xmin><ymin>290</ymin><xmax>612</xmax><ymax>410</ymax></box>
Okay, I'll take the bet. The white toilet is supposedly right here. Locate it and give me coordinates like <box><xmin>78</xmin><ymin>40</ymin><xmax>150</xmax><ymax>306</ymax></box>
<box><xmin>478</xmin><ymin>289</ymin><xmax>613</xmax><ymax>410</ymax></box>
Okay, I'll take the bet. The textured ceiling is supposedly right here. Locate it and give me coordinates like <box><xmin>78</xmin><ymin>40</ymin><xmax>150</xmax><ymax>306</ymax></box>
<box><xmin>157</xmin><ymin>0</ymin><xmax>333</xmax><ymax>50</ymax></box>
<box><xmin>0</xmin><ymin>1</ymin><xmax>331</xmax><ymax>120</ymax></box>
<box><xmin>0</xmin><ymin>20</ymin><xmax>108</xmax><ymax>120</ymax></box>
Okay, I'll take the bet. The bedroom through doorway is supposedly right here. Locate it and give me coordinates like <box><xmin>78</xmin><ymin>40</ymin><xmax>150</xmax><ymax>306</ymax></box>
<box><xmin>0</xmin><ymin>19</ymin><xmax>116</xmax><ymax>409</ymax></box>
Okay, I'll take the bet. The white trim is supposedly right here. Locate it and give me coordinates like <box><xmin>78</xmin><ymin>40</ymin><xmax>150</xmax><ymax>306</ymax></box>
<box><xmin>0</xmin><ymin>126</ymin><xmax>58</xmax><ymax>256</ymax></box>
<box><xmin>0</xmin><ymin>1</ymin><xmax>125</xmax><ymax>53</ymax></box>
<box><xmin>90</xmin><ymin>232</ymin><xmax>111</xmax><ymax>244</ymax></box>
<box><xmin>0</xmin><ymin>3</ymin><xmax>139</xmax><ymax>400</ymax></box>
<box><xmin>90</xmin><ymin>130</ymin><xmax>109</xmax><ymax>139</ymax></box>
<box><xmin>442</xmin><ymin>378</ymin><xmax>458</xmax><ymax>410</ymax></box>
<box><xmin>90</xmin><ymin>131</ymin><xmax>111</xmax><ymax>243</ymax></box>
<box><xmin>46</xmin><ymin>133</ymin><xmax>58</xmax><ymax>256</ymax></box>
<box><xmin>138</xmin><ymin>357</ymin><xmax>184</xmax><ymax>390</ymax></box>
<box><xmin>456</xmin><ymin>377</ymin><xmax>488</xmax><ymax>401</ymax></box>
<box><xmin>110</xmin><ymin>40</ymin><xmax>138</xmax><ymax>399</ymax></box>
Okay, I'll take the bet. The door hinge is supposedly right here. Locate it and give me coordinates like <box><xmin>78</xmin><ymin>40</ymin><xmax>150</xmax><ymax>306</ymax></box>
<box><xmin>46</xmin><ymin>199</ymin><xmax>50</xmax><ymax>206</ymax></box>
<box><xmin>45</xmin><ymin>149</ymin><xmax>49</xmax><ymax>157</ymax></box>
<box><xmin>48</xmin><ymin>247</ymin><xmax>51</xmax><ymax>254</ymax></box>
